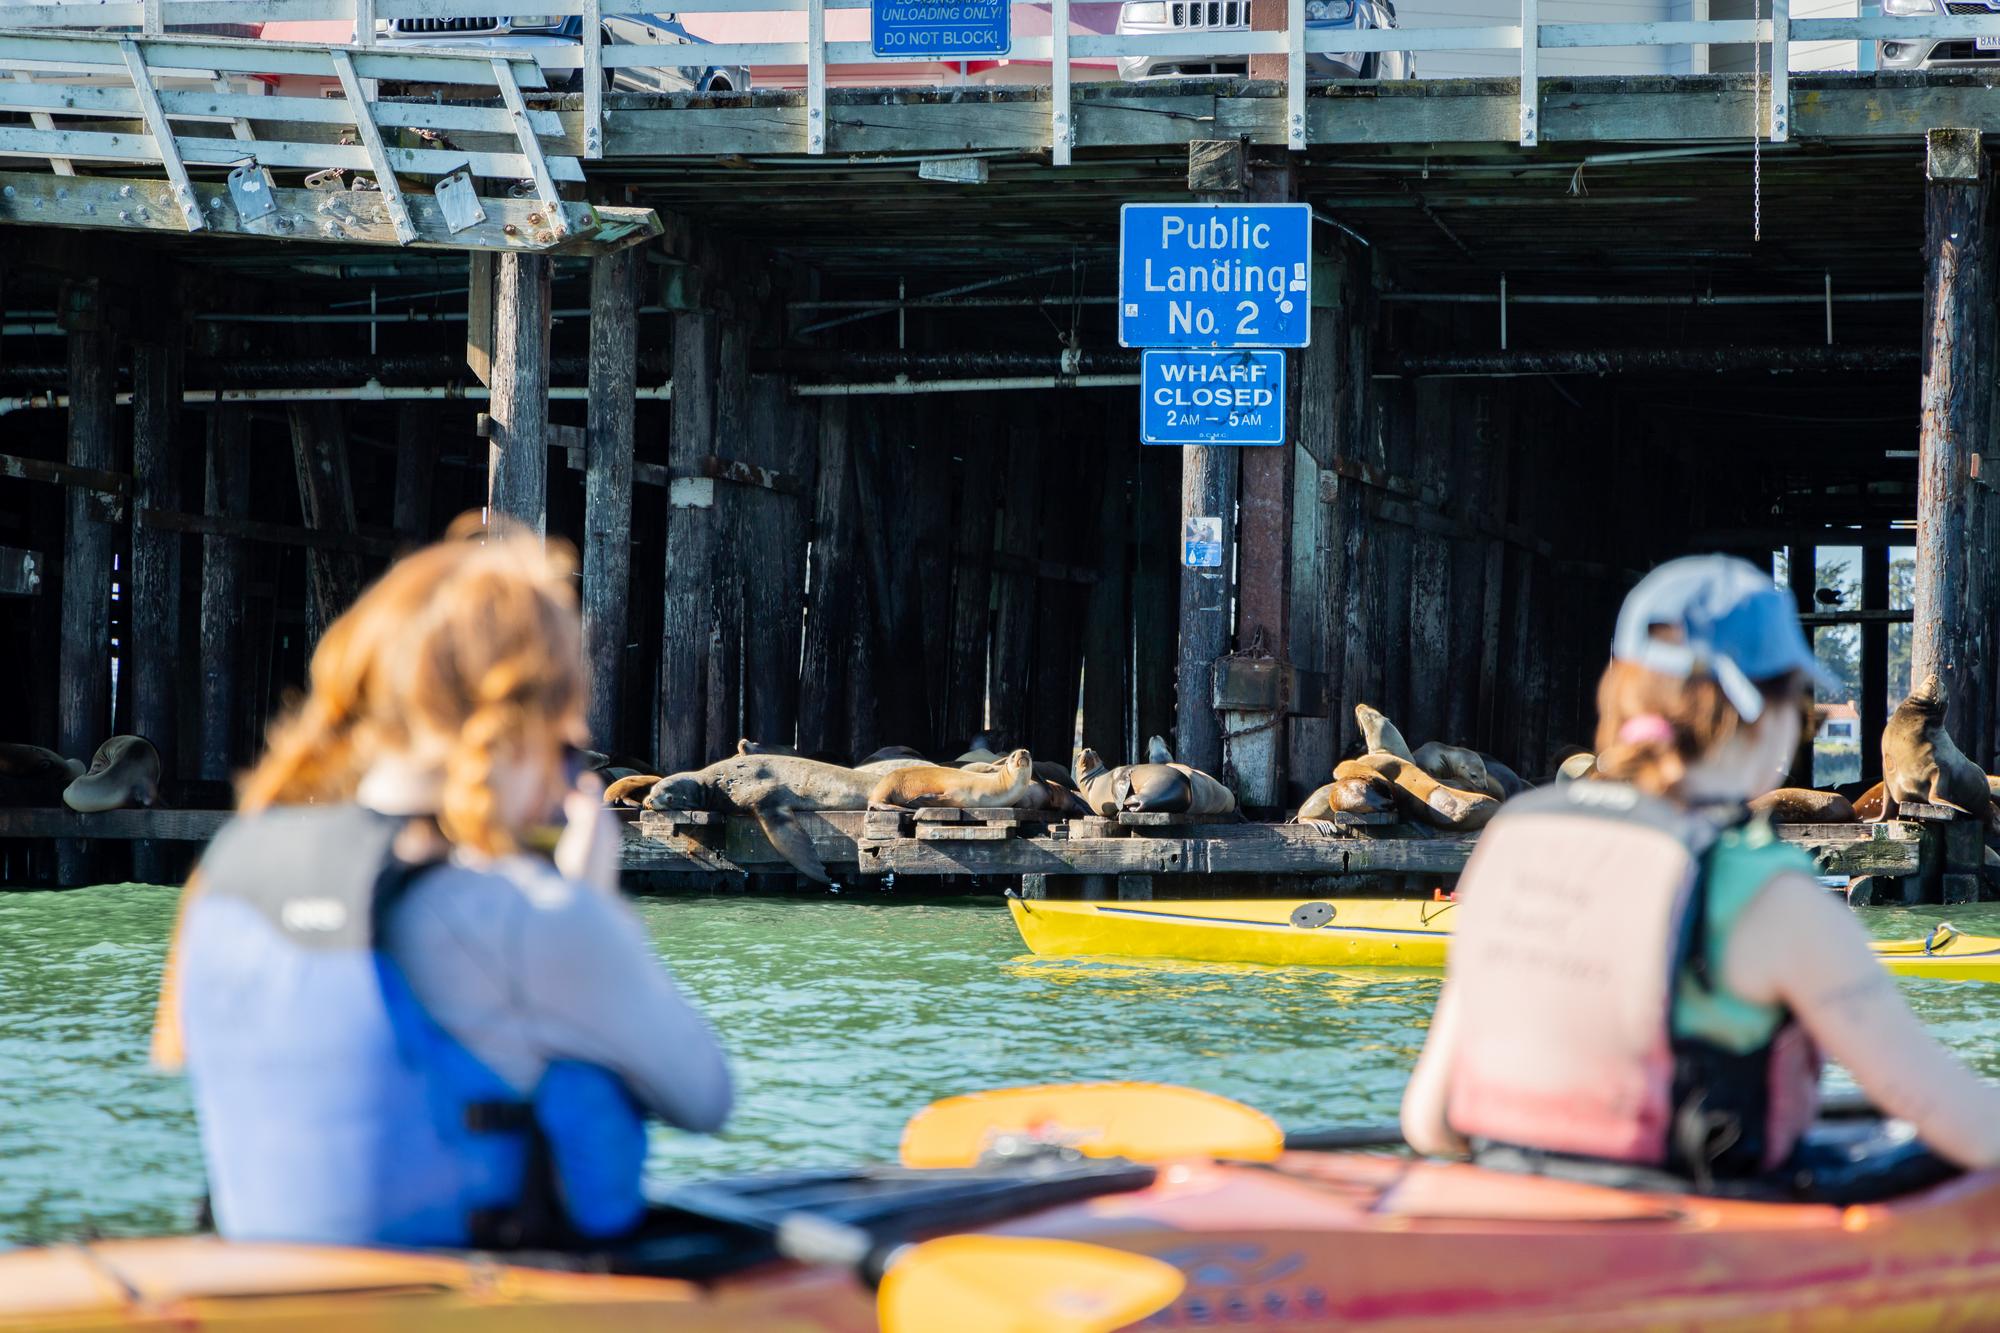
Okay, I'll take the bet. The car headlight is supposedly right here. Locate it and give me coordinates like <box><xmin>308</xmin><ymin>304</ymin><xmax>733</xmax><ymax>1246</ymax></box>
<box><xmin>1306</xmin><ymin>0</ymin><xmax>1354</xmax><ymax>18</ymax></box>
<box><xmin>1124</xmin><ymin>2</ymin><xmax>1169</xmax><ymax>20</ymax></box>
<box><xmin>509</xmin><ymin>13</ymin><xmax>557</xmax><ymax>26</ymax></box>
<box><xmin>1881</xmin><ymin>0</ymin><xmax>1936</xmax><ymax>13</ymax></box>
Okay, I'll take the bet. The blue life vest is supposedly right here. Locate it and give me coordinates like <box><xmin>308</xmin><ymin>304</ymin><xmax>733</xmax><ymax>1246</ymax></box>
<box><xmin>179</xmin><ymin>804</ymin><xmax>648</xmax><ymax>1248</ymax></box>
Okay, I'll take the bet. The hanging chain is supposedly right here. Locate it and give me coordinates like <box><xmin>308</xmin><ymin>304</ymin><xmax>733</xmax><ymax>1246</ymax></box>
<box><xmin>1752</xmin><ymin>0</ymin><xmax>1763</xmax><ymax>241</ymax></box>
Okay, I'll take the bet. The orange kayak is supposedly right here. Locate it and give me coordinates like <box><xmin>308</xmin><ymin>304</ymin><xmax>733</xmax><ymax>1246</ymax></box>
<box><xmin>8</xmin><ymin>1156</ymin><xmax>2000</xmax><ymax>1329</ymax></box>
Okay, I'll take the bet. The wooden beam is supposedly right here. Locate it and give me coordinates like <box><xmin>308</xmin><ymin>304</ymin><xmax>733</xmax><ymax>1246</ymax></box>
<box><xmin>1861</xmin><ymin>542</ymin><xmax>1889</xmax><ymax>787</ymax></box>
<box><xmin>285</xmin><ymin>401</ymin><xmax>366</xmax><ymax>640</ymax></box>
<box><xmin>796</xmin><ymin>396</ymin><xmax>855</xmax><ymax>758</ymax></box>
<box><xmin>0</xmin><ymin>448</ymin><xmax>127</xmax><ymax>520</ymax></box>
<box><xmin>659</xmin><ymin>307</ymin><xmax>718</xmax><ymax>771</ymax></box>
<box><xmin>128</xmin><ymin>338</ymin><xmax>181</xmax><ymax>882</ymax></box>
<box><xmin>196</xmin><ymin>408</ymin><xmax>248</xmax><ymax>783</ymax></box>
<box><xmin>57</xmin><ymin>285</ymin><xmax>117</xmax><ymax>885</ymax></box>
<box><xmin>487</xmin><ymin>251</ymin><xmax>553</xmax><ymax>533</ymax></box>
<box><xmin>392</xmin><ymin>405</ymin><xmax>437</xmax><ymax>543</ymax></box>
<box><xmin>584</xmin><ymin>246</ymin><xmax>641</xmax><ymax>753</ymax></box>
<box><xmin>1914</xmin><ymin>127</ymin><xmax>1988</xmax><ymax>750</ymax></box>
<box><xmin>141</xmin><ymin>506</ymin><xmax>397</xmax><ymax>558</ymax></box>
<box><xmin>465</xmin><ymin>251</ymin><xmax>495</xmax><ymax>388</ymax></box>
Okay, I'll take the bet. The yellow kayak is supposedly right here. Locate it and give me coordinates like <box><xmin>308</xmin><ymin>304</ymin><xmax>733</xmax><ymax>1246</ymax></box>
<box><xmin>1008</xmin><ymin>897</ymin><xmax>2000</xmax><ymax>983</ymax></box>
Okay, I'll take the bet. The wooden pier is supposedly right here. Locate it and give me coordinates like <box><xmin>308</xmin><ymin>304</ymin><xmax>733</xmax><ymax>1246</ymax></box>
<box><xmin>3</xmin><ymin>5</ymin><xmax>2000</xmax><ymax>891</ymax></box>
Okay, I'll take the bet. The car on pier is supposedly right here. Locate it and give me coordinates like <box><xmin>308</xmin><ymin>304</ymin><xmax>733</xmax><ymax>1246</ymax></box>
<box><xmin>1876</xmin><ymin>0</ymin><xmax>2000</xmax><ymax>69</ymax></box>
<box><xmin>375</xmin><ymin>12</ymin><xmax>750</xmax><ymax>93</ymax></box>
<box><xmin>1114</xmin><ymin>0</ymin><xmax>1411</xmax><ymax>81</ymax></box>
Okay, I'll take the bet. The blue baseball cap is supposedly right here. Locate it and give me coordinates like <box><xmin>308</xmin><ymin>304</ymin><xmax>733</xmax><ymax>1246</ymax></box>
<box><xmin>1611</xmin><ymin>554</ymin><xmax>1837</xmax><ymax>722</ymax></box>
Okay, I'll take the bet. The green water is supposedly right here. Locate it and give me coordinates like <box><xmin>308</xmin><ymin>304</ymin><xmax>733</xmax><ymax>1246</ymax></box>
<box><xmin>5</xmin><ymin>887</ymin><xmax>2000</xmax><ymax>1247</ymax></box>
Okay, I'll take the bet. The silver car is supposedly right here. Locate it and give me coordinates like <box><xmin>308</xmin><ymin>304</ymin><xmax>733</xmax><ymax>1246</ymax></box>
<box><xmin>378</xmin><ymin>12</ymin><xmax>749</xmax><ymax>93</ymax></box>
<box><xmin>1115</xmin><ymin>0</ymin><xmax>1411</xmax><ymax>81</ymax></box>
<box><xmin>1875</xmin><ymin>0</ymin><xmax>2000</xmax><ymax>69</ymax></box>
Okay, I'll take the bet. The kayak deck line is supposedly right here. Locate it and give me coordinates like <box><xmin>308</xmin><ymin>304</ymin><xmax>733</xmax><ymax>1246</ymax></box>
<box><xmin>1080</xmin><ymin>901</ymin><xmax>1457</xmax><ymax>940</ymax></box>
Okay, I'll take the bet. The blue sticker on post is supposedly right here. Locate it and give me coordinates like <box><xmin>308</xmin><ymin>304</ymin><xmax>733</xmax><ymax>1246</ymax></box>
<box><xmin>1141</xmin><ymin>350</ymin><xmax>1285</xmax><ymax>446</ymax></box>
<box><xmin>1183</xmin><ymin>516</ymin><xmax>1223</xmax><ymax>569</ymax></box>
<box><xmin>1119</xmin><ymin>202</ymin><xmax>1312</xmax><ymax>349</ymax></box>
<box><xmin>871</xmin><ymin>0</ymin><xmax>1009</xmax><ymax>59</ymax></box>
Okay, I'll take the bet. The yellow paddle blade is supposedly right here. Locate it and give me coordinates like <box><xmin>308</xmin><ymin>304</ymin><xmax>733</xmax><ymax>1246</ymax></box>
<box><xmin>878</xmin><ymin>1235</ymin><xmax>1184</xmax><ymax>1333</ymax></box>
<box><xmin>900</xmin><ymin>1081</ymin><xmax>1284</xmax><ymax>1167</ymax></box>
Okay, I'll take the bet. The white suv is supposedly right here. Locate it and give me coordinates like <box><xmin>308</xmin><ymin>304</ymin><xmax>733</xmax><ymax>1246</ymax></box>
<box><xmin>1876</xmin><ymin>0</ymin><xmax>2000</xmax><ymax>69</ymax></box>
<box><xmin>1115</xmin><ymin>0</ymin><xmax>1411</xmax><ymax>81</ymax></box>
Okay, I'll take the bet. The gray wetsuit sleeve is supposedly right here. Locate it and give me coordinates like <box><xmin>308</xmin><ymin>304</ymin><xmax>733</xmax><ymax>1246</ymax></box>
<box><xmin>388</xmin><ymin>860</ymin><xmax>733</xmax><ymax>1133</ymax></box>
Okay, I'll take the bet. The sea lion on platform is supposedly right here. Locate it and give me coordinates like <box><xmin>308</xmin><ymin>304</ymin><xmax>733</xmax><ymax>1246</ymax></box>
<box><xmin>1412</xmin><ymin>742</ymin><xmax>1502</xmax><ymax>801</ymax></box>
<box><xmin>1344</xmin><ymin>753</ymin><xmax>1498</xmax><ymax>831</ymax></box>
<box><xmin>857</xmin><ymin>746</ymin><xmax>926</xmax><ymax>766</ymax></box>
<box><xmin>1141</xmin><ymin>763</ymin><xmax>1237</xmax><ymax>817</ymax></box>
<box><xmin>1881</xmin><ymin>673</ymin><xmax>1991</xmax><ymax>820</ymax></box>
<box><xmin>1850</xmin><ymin>781</ymin><xmax>1888</xmax><ymax>821</ymax></box>
<box><xmin>1071</xmin><ymin>748</ymin><xmax>1189</xmax><ymax>817</ymax></box>
<box><xmin>1145</xmin><ymin>735</ymin><xmax>1174</xmax><ymax>764</ymax></box>
<box><xmin>1749</xmin><ymin>788</ymin><xmax>1857</xmax><ymax>824</ymax></box>
<box><xmin>1557</xmin><ymin>752</ymin><xmax>1599</xmax><ymax>783</ymax></box>
<box><xmin>738</xmin><ymin>739</ymin><xmax>804</xmax><ymax>758</ymax></box>
<box><xmin>62</xmin><ymin>736</ymin><xmax>162</xmax><ymax>813</ymax></box>
<box><xmin>1295</xmin><ymin>773</ymin><xmax>1397</xmax><ymax>823</ymax></box>
<box><xmin>1354</xmin><ymin>703</ymin><xmax>1416</xmax><ymax>762</ymax></box>
<box><xmin>1477</xmin><ymin>753</ymin><xmax>1533</xmax><ymax>798</ymax></box>
<box><xmin>645</xmin><ymin>755</ymin><xmax>877</xmax><ymax>884</ymax></box>
<box><xmin>0</xmin><ymin>743</ymin><xmax>85</xmax><ymax>807</ymax></box>
<box><xmin>869</xmin><ymin>749</ymin><xmax>1034</xmax><ymax>811</ymax></box>
<box><xmin>604</xmin><ymin>773</ymin><xmax>662</xmax><ymax>807</ymax></box>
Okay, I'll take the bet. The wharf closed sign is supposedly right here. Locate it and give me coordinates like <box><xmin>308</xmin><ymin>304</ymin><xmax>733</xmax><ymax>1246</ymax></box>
<box><xmin>1141</xmin><ymin>350</ymin><xmax>1284</xmax><ymax>446</ymax></box>
<box><xmin>871</xmin><ymin>0</ymin><xmax>1009</xmax><ymax>59</ymax></box>
<box><xmin>1118</xmin><ymin>202</ymin><xmax>1312</xmax><ymax>349</ymax></box>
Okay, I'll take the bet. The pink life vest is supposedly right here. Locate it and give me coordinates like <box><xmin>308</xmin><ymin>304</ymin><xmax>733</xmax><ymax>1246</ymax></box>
<box><xmin>1443</xmin><ymin>781</ymin><xmax>1819</xmax><ymax>1177</ymax></box>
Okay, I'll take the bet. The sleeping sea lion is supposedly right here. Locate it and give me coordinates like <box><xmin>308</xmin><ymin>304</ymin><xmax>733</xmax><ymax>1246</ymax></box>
<box><xmin>1294</xmin><ymin>773</ymin><xmax>1397</xmax><ymax>823</ymax></box>
<box><xmin>0</xmin><ymin>743</ymin><xmax>85</xmax><ymax>807</ymax></box>
<box><xmin>738</xmin><ymin>739</ymin><xmax>804</xmax><ymax>759</ymax></box>
<box><xmin>1477</xmin><ymin>753</ymin><xmax>1533</xmax><ymax>798</ymax></box>
<box><xmin>1342</xmin><ymin>754</ymin><xmax>1497</xmax><ymax>831</ymax></box>
<box><xmin>857</xmin><ymin>746</ymin><xmax>926</xmax><ymax>766</ymax></box>
<box><xmin>1749</xmin><ymin>788</ymin><xmax>1857</xmax><ymax>824</ymax></box>
<box><xmin>1141</xmin><ymin>762</ymin><xmax>1237</xmax><ymax>817</ymax></box>
<box><xmin>1412</xmin><ymin>742</ymin><xmax>1503</xmax><ymax>801</ymax></box>
<box><xmin>869</xmin><ymin>749</ymin><xmax>1035</xmax><ymax>810</ymax></box>
<box><xmin>1850</xmin><ymin>781</ymin><xmax>1887</xmax><ymax>821</ymax></box>
<box><xmin>1557</xmin><ymin>752</ymin><xmax>1599</xmax><ymax>783</ymax></box>
<box><xmin>63</xmin><ymin>736</ymin><xmax>162</xmax><ymax>813</ymax></box>
<box><xmin>1072</xmin><ymin>748</ymin><xmax>1190</xmax><ymax>817</ymax></box>
<box><xmin>604</xmin><ymin>773</ymin><xmax>662</xmax><ymax>807</ymax></box>
<box><xmin>1145</xmin><ymin>735</ymin><xmax>1174</xmax><ymax>764</ymax></box>
<box><xmin>1354</xmin><ymin>703</ymin><xmax>1416</xmax><ymax>762</ymax></box>
<box><xmin>645</xmin><ymin>755</ymin><xmax>877</xmax><ymax>884</ymax></box>
<box><xmin>1881</xmin><ymin>673</ymin><xmax>1991</xmax><ymax>819</ymax></box>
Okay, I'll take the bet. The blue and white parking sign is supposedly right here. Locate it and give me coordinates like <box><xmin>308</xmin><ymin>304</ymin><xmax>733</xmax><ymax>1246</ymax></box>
<box><xmin>1141</xmin><ymin>350</ymin><xmax>1285</xmax><ymax>446</ymax></box>
<box><xmin>1118</xmin><ymin>202</ymin><xmax>1312</xmax><ymax>349</ymax></box>
<box><xmin>871</xmin><ymin>0</ymin><xmax>1009</xmax><ymax>59</ymax></box>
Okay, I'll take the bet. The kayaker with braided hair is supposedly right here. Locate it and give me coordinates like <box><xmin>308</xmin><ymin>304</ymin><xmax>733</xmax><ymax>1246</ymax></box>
<box><xmin>1402</xmin><ymin>555</ymin><xmax>2000</xmax><ymax>1195</ymax></box>
<box><xmin>152</xmin><ymin>514</ymin><xmax>732</xmax><ymax>1248</ymax></box>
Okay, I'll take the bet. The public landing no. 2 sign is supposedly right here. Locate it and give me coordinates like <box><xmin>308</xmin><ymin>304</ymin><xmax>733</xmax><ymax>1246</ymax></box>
<box><xmin>1119</xmin><ymin>202</ymin><xmax>1312</xmax><ymax>349</ymax></box>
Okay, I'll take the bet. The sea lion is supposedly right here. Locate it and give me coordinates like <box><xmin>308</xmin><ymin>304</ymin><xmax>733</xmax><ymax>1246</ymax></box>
<box><xmin>1145</xmin><ymin>735</ymin><xmax>1174</xmax><ymax>764</ymax></box>
<box><xmin>1013</xmin><ymin>778</ymin><xmax>1091</xmax><ymax>816</ymax></box>
<box><xmin>645</xmin><ymin>755</ymin><xmax>878</xmax><ymax>884</ymax></box>
<box><xmin>869</xmin><ymin>749</ymin><xmax>1035</xmax><ymax>811</ymax></box>
<box><xmin>1557</xmin><ymin>752</ymin><xmax>1599</xmax><ymax>783</ymax></box>
<box><xmin>0</xmin><ymin>743</ymin><xmax>85</xmax><ymax>807</ymax></box>
<box><xmin>1343</xmin><ymin>753</ymin><xmax>1498</xmax><ymax>831</ymax></box>
<box><xmin>1353</xmin><ymin>703</ymin><xmax>1416</xmax><ymax>761</ymax></box>
<box><xmin>1295</xmin><ymin>773</ymin><xmax>1397</xmax><ymax>823</ymax></box>
<box><xmin>1881</xmin><ymin>673</ymin><xmax>1991</xmax><ymax>819</ymax></box>
<box><xmin>1412</xmin><ymin>742</ymin><xmax>1503</xmax><ymax>801</ymax></box>
<box><xmin>1477</xmin><ymin>753</ymin><xmax>1533</xmax><ymax>798</ymax></box>
<box><xmin>603</xmin><ymin>773</ymin><xmax>662</xmax><ymax>807</ymax></box>
<box><xmin>1072</xmin><ymin>748</ymin><xmax>1190</xmax><ymax>817</ymax></box>
<box><xmin>62</xmin><ymin>736</ymin><xmax>163</xmax><ymax>813</ymax></box>
<box><xmin>857</xmin><ymin>746</ymin><xmax>926</xmax><ymax>766</ymax></box>
<box><xmin>1749</xmin><ymin>788</ymin><xmax>1857</xmax><ymax>824</ymax></box>
<box><xmin>738</xmin><ymin>739</ymin><xmax>805</xmax><ymax>759</ymax></box>
<box><xmin>1142</xmin><ymin>762</ymin><xmax>1237</xmax><ymax>817</ymax></box>
<box><xmin>1850</xmin><ymin>781</ymin><xmax>1887</xmax><ymax>821</ymax></box>
<box><xmin>957</xmin><ymin>757</ymin><xmax>1080</xmax><ymax>795</ymax></box>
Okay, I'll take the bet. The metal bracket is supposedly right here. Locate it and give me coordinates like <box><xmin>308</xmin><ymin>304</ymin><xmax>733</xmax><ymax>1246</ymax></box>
<box><xmin>226</xmin><ymin>159</ymin><xmax>276</xmax><ymax>222</ymax></box>
<box><xmin>434</xmin><ymin>166</ymin><xmax>485</xmax><ymax>234</ymax></box>
<box><xmin>304</xmin><ymin>167</ymin><xmax>346</xmax><ymax>192</ymax></box>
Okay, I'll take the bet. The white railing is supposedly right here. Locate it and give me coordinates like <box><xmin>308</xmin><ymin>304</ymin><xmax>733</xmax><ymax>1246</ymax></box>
<box><xmin>2</xmin><ymin>0</ymin><xmax>1998</xmax><ymax>164</ymax></box>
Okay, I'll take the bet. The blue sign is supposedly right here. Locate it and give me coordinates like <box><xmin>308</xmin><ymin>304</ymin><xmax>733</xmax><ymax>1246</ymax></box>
<box><xmin>871</xmin><ymin>0</ymin><xmax>1009</xmax><ymax>59</ymax></box>
<box><xmin>1119</xmin><ymin>202</ymin><xmax>1312</xmax><ymax>349</ymax></box>
<box><xmin>1141</xmin><ymin>350</ymin><xmax>1285</xmax><ymax>446</ymax></box>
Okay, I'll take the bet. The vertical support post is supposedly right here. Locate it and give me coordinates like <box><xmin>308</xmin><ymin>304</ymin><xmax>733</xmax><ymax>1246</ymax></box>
<box><xmin>1769</xmin><ymin>0</ymin><xmax>1789</xmax><ymax>142</ymax></box>
<box><xmin>1286</xmin><ymin>0</ymin><xmax>1305</xmax><ymax>151</ymax></box>
<box><xmin>1786</xmin><ymin>543</ymin><xmax>1816</xmax><ymax>787</ymax></box>
<box><xmin>1177</xmin><ymin>447</ymin><xmax>1236</xmax><ymax>778</ymax></box>
<box><xmin>1689</xmin><ymin>0</ymin><xmax>1710</xmax><ymax>75</ymax></box>
<box><xmin>1861</xmin><ymin>542</ymin><xmax>1888</xmax><ymax>788</ymax></box>
<box><xmin>806</xmin><ymin>0</ymin><xmax>827</xmax><ymax>155</ymax></box>
<box><xmin>659</xmin><ymin>309</ymin><xmax>718</xmax><ymax>772</ymax></box>
<box><xmin>798</xmin><ymin>398</ymin><xmax>855</xmax><ymax>758</ymax></box>
<box><xmin>488</xmin><ymin>252</ymin><xmax>552</xmax><ymax>533</ymax></box>
<box><xmin>466</xmin><ymin>251</ymin><xmax>496</xmax><ymax>387</ymax></box>
<box><xmin>1518</xmin><ymin>0</ymin><xmax>1538</xmax><ymax>147</ymax></box>
<box><xmin>393</xmin><ymin>406</ymin><xmax>436</xmax><ymax>541</ymax></box>
<box><xmin>130</xmin><ymin>338</ymin><xmax>181</xmax><ymax>880</ymax></box>
<box><xmin>584</xmin><ymin>247</ymin><xmax>640</xmax><ymax>751</ymax></box>
<box><xmin>1052</xmin><ymin>0</ymin><xmax>1073</xmax><ymax>167</ymax></box>
<box><xmin>288</xmin><ymin>403</ymin><xmax>364</xmax><ymax>642</ymax></box>
<box><xmin>142</xmin><ymin>0</ymin><xmax>161</xmax><ymax>36</ymax></box>
<box><xmin>1914</xmin><ymin>128</ymin><xmax>1987</xmax><ymax>746</ymax></box>
<box><xmin>198</xmin><ymin>409</ymin><xmax>249</xmax><ymax>783</ymax></box>
<box><xmin>58</xmin><ymin>286</ymin><xmax>117</xmax><ymax>884</ymax></box>
<box><xmin>1857</xmin><ymin>0</ymin><xmax>1877</xmax><ymax>73</ymax></box>
<box><xmin>582</xmin><ymin>0</ymin><xmax>604</xmax><ymax>159</ymax></box>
